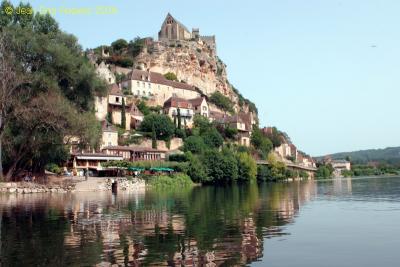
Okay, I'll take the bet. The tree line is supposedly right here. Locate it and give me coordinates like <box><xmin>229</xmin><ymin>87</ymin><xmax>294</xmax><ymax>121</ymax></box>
<box><xmin>0</xmin><ymin>1</ymin><xmax>106</xmax><ymax>180</ymax></box>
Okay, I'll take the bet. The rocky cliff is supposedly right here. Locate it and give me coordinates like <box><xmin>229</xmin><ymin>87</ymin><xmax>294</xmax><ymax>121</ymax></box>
<box><xmin>134</xmin><ymin>39</ymin><xmax>258</xmax><ymax>118</ymax></box>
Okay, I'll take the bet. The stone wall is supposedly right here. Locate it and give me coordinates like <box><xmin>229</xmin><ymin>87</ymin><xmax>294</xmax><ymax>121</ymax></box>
<box><xmin>130</xmin><ymin>137</ymin><xmax>183</xmax><ymax>151</ymax></box>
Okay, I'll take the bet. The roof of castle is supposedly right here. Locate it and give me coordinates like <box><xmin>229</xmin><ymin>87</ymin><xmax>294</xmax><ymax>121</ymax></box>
<box><xmin>164</xmin><ymin>13</ymin><xmax>190</xmax><ymax>33</ymax></box>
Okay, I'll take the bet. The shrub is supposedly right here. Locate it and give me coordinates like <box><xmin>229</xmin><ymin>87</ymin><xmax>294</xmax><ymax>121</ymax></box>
<box><xmin>148</xmin><ymin>173</ymin><xmax>193</xmax><ymax>188</ymax></box>
<box><xmin>164</xmin><ymin>72</ymin><xmax>178</xmax><ymax>81</ymax></box>
<box><xmin>186</xmin><ymin>154</ymin><xmax>207</xmax><ymax>183</ymax></box>
<box><xmin>168</xmin><ymin>153</ymin><xmax>188</xmax><ymax>162</ymax></box>
<box><xmin>209</xmin><ymin>91</ymin><xmax>234</xmax><ymax>113</ymax></box>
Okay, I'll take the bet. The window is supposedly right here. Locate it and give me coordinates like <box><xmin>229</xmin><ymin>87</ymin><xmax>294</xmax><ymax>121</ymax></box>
<box><xmin>143</xmin><ymin>91</ymin><xmax>146</xmax><ymax>95</ymax></box>
<box><xmin>137</xmin><ymin>90</ymin><xmax>140</xmax><ymax>95</ymax></box>
<box><xmin>158</xmin><ymin>85</ymin><xmax>160</xmax><ymax>90</ymax></box>
<box><xmin>142</xmin><ymin>82</ymin><xmax>145</xmax><ymax>88</ymax></box>
<box><xmin>148</xmin><ymin>83</ymin><xmax>151</xmax><ymax>89</ymax></box>
<box><xmin>108</xmin><ymin>78</ymin><xmax>111</xmax><ymax>82</ymax></box>
<box><xmin>148</xmin><ymin>92</ymin><xmax>151</xmax><ymax>96</ymax></box>
<box><xmin>137</xmin><ymin>81</ymin><xmax>139</xmax><ymax>87</ymax></box>
<box><xmin>116</xmin><ymin>97</ymin><xmax>119</xmax><ymax>103</ymax></box>
<box><xmin>203</xmin><ymin>106</ymin><xmax>207</xmax><ymax>111</ymax></box>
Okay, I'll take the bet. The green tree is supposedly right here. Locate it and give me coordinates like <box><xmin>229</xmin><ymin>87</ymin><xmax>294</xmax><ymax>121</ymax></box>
<box><xmin>111</xmin><ymin>38</ymin><xmax>128</xmax><ymax>51</ymax></box>
<box><xmin>251</xmin><ymin>127</ymin><xmax>273</xmax><ymax>159</ymax></box>
<box><xmin>236</xmin><ymin>152</ymin><xmax>257</xmax><ymax>182</ymax></box>
<box><xmin>316</xmin><ymin>165</ymin><xmax>333</xmax><ymax>178</ymax></box>
<box><xmin>121</xmin><ymin>97</ymin><xmax>126</xmax><ymax>129</ymax></box>
<box><xmin>0</xmin><ymin>12</ymin><xmax>106</xmax><ymax>180</ymax></box>
<box><xmin>202</xmin><ymin>149</ymin><xmax>238</xmax><ymax>184</ymax></box>
<box><xmin>186</xmin><ymin>153</ymin><xmax>207</xmax><ymax>183</ymax></box>
<box><xmin>203</xmin><ymin>128</ymin><xmax>224</xmax><ymax>149</ymax></box>
<box><xmin>151</xmin><ymin>123</ymin><xmax>157</xmax><ymax>149</ymax></box>
<box><xmin>177</xmin><ymin>108</ymin><xmax>182</xmax><ymax>129</ymax></box>
<box><xmin>140</xmin><ymin>114</ymin><xmax>175</xmax><ymax>141</ymax></box>
<box><xmin>183</xmin><ymin>136</ymin><xmax>205</xmax><ymax>154</ymax></box>
<box><xmin>106</xmin><ymin>111</ymin><xmax>113</xmax><ymax>123</ymax></box>
<box><xmin>137</xmin><ymin>100</ymin><xmax>150</xmax><ymax>115</ymax></box>
<box><xmin>164</xmin><ymin>72</ymin><xmax>178</xmax><ymax>81</ymax></box>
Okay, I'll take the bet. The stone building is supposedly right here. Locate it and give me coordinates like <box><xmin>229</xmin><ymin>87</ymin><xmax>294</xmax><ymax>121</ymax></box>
<box><xmin>101</xmin><ymin>120</ymin><xmax>118</xmax><ymax>150</ymax></box>
<box><xmin>163</xmin><ymin>96</ymin><xmax>195</xmax><ymax>128</ymax></box>
<box><xmin>121</xmin><ymin>69</ymin><xmax>201</xmax><ymax>106</ymax></box>
<box><xmin>95</xmin><ymin>61</ymin><xmax>116</xmax><ymax>84</ymax></box>
<box><xmin>189</xmin><ymin>97</ymin><xmax>209</xmax><ymax>118</ymax></box>
<box><xmin>108</xmin><ymin>84</ymin><xmax>131</xmax><ymax>130</ymax></box>
<box><xmin>158</xmin><ymin>13</ymin><xmax>192</xmax><ymax>41</ymax></box>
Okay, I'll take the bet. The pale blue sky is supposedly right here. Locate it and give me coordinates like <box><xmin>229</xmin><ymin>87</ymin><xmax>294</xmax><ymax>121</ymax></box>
<box><xmin>18</xmin><ymin>0</ymin><xmax>400</xmax><ymax>155</ymax></box>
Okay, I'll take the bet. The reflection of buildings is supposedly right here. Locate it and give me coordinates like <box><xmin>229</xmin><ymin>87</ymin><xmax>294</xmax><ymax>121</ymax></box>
<box><xmin>0</xmin><ymin>180</ymin><xmax>320</xmax><ymax>267</ymax></box>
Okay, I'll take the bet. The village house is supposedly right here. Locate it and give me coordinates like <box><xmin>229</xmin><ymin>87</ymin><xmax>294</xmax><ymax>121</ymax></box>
<box><xmin>189</xmin><ymin>97</ymin><xmax>209</xmax><ymax>118</ymax></box>
<box><xmin>101</xmin><ymin>120</ymin><xmax>118</xmax><ymax>150</ymax></box>
<box><xmin>95</xmin><ymin>61</ymin><xmax>116</xmax><ymax>84</ymax></box>
<box><xmin>69</xmin><ymin>153</ymin><xmax>123</xmax><ymax>175</ymax></box>
<box><xmin>102</xmin><ymin>146</ymin><xmax>166</xmax><ymax>161</ymax></box>
<box><xmin>129</xmin><ymin>102</ymin><xmax>144</xmax><ymax>129</ymax></box>
<box><xmin>331</xmin><ymin>159</ymin><xmax>351</xmax><ymax>172</ymax></box>
<box><xmin>121</xmin><ymin>69</ymin><xmax>201</xmax><ymax>106</ymax></box>
<box><xmin>163</xmin><ymin>96</ymin><xmax>195</xmax><ymax>128</ymax></box>
<box><xmin>225</xmin><ymin>114</ymin><xmax>251</xmax><ymax>147</ymax></box>
<box><xmin>275</xmin><ymin>143</ymin><xmax>292</xmax><ymax>159</ymax></box>
<box><xmin>107</xmin><ymin>83</ymin><xmax>132</xmax><ymax>130</ymax></box>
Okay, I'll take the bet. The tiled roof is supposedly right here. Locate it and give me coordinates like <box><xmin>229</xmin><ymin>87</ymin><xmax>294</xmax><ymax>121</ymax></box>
<box><xmin>108</xmin><ymin>83</ymin><xmax>123</xmax><ymax>96</ymax></box>
<box><xmin>101</xmin><ymin>120</ymin><xmax>117</xmax><ymax>132</ymax></box>
<box><xmin>125</xmin><ymin>69</ymin><xmax>196</xmax><ymax>91</ymax></box>
<box><xmin>102</xmin><ymin>146</ymin><xmax>166</xmax><ymax>153</ymax></box>
<box><xmin>163</xmin><ymin>96</ymin><xmax>193</xmax><ymax>109</ymax></box>
<box><xmin>130</xmin><ymin>103</ymin><xmax>143</xmax><ymax>117</ymax></box>
<box><xmin>189</xmin><ymin>97</ymin><xmax>206</xmax><ymax>107</ymax></box>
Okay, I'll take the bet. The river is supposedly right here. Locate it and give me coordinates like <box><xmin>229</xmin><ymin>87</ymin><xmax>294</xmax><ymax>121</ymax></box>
<box><xmin>0</xmin><ymin>176</ymin><xmax>399</xmax><ymax>266</ymax></box>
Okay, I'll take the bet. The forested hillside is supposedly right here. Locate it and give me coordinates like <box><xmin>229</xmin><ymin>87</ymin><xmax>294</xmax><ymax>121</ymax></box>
<box><xmin>320</xmin><ymin>147</ymin><xmax>400</xmax><ymax>166</ymax></box>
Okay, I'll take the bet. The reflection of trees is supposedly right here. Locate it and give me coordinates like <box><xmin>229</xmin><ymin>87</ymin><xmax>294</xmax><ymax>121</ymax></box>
<box><xmin>0</xmin><ymin>180</ymin><xmax>317</xmax><ymax>266</ymax></box>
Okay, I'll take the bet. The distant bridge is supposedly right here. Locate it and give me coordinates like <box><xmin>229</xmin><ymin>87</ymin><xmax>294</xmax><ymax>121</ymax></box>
<box><xmin>256</xmin><ymin>160</ymin><xmax>317</xmax><ymax>173</ymax></box>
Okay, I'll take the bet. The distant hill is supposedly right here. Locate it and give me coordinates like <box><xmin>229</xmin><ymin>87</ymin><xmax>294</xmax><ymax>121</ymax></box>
<box><xmin>317</xmin><ymin>147</ymin><xmax>400</xmax><ymax>166</ymax></box>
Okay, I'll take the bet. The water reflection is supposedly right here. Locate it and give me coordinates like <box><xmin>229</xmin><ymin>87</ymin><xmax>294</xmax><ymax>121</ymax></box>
<box><xmin>1</xmin><ymin>177</ymin><xmax>397</xmax><ymax>266</ymax></box>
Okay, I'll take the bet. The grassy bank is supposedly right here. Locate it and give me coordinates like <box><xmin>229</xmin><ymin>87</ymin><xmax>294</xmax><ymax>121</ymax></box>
<box><xmin>146</xmin><ymin>173</ymin><xmax>194</xmax><ymax>189</ymax></box>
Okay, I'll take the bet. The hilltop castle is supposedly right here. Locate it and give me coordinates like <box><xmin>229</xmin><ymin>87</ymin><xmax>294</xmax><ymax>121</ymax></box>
<box><xmin>158</xmin><ymin>13</ymin><xmax>216</xmax><ymax>48</ymax></box>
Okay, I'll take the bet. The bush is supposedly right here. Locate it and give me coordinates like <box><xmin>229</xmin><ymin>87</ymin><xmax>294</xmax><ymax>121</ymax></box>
<box><xmin>168</xmin><ymin>153</ymin><xmax>188</xmax><ymax>162</ymax></box>
<box><xmin>45</xmin><ymin>163</ymin><xmax>62</xmax><ymax>175</ymax></box>
<box><xmin>209</xmin><ymin>91</ymin><xmax>234</xmax><ymax>113</ymax></box>
<box><xmin>164</xmin><ymin>72</ymin><xmax>178</xmax><ymax>81</ymax></box>
<box><xmin>148</xmin><ymin>173</ymin><xmax>193</xmax><ymax>188</ymax></box>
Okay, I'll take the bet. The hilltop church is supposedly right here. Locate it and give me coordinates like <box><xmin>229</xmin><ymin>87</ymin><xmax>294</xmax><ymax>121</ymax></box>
<box><xmin>158</xmin><ymin>13</ymin><xmax>216</xmax><ymax>47</ymax></box>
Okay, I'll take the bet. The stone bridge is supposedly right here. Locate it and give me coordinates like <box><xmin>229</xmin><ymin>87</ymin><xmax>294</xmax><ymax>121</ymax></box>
<box><xmin>256</xmin><ymin>160</ymin><xmax>317</xmax><ymax>178</ymax></box>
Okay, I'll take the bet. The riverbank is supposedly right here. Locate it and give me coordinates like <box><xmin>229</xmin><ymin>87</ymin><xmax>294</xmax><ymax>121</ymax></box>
<box><xmin>0</xmin><ymin>176</ymin><xmax>145</xmax><ymax>194</ymax></box>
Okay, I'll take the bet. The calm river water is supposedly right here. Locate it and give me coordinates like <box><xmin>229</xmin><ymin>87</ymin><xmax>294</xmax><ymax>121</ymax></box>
<box><xmin>0</xmin><ymin>176</ymin><xmax>399</xmax><ymax>266</ymax></box>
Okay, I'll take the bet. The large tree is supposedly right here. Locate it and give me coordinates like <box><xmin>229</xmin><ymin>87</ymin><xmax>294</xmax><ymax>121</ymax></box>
<box><xmin>0</xmin><ymin>4</ymin><xmax>106</xmax><ymax>180</ymax></box>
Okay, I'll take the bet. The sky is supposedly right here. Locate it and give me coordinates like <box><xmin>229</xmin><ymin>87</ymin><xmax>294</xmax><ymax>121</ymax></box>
<box><xmin>12</xmin><ymin>0</ymin><xmax>400</xmax><ymax>156</ymax></box>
